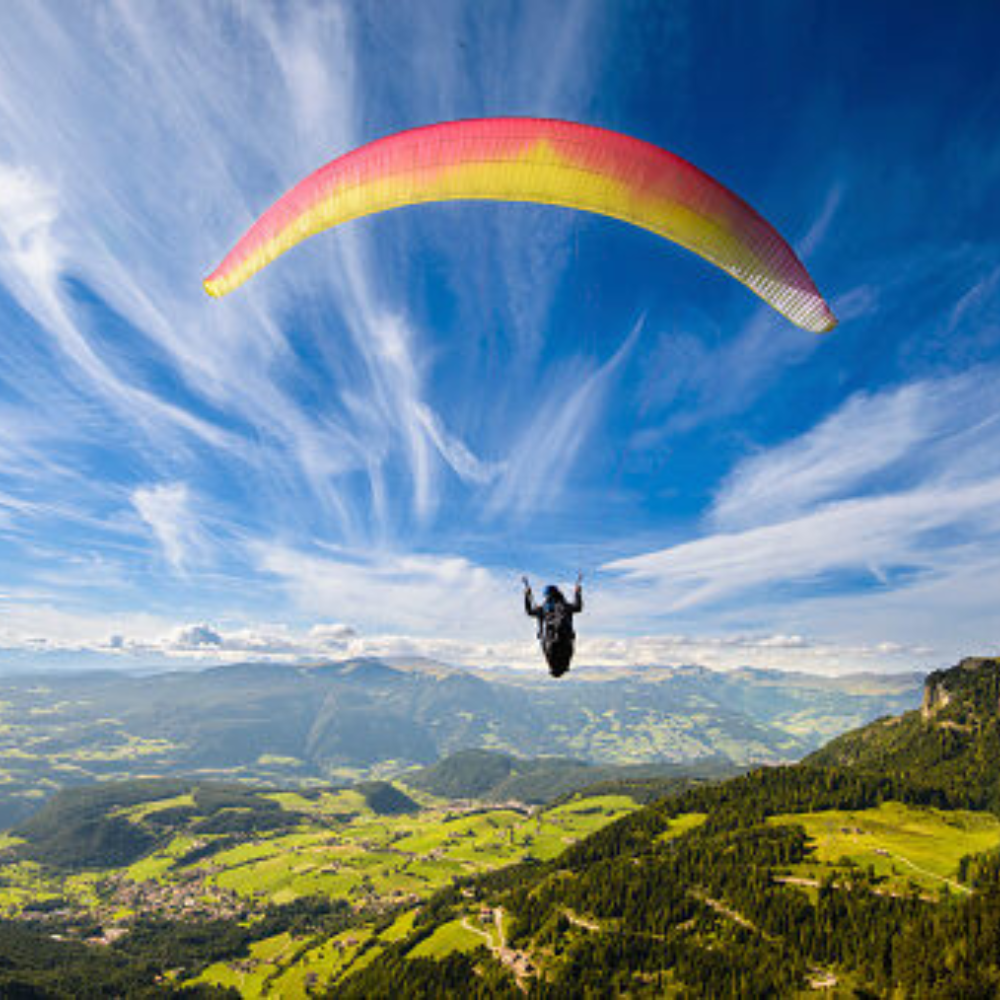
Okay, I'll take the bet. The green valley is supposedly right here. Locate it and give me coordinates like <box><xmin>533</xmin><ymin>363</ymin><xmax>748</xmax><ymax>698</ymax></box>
<box><xmin>1</xmin><ymin>657</ymin><xmax>999</xmax><ymax>996</ymax></box>
<box><xmin>0</xmin><ymin>773</ymin><xmax>641</xmax><ymax>995</ymax></box>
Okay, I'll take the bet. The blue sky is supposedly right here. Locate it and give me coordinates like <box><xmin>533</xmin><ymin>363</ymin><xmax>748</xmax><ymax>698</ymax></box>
<box><xmin>0</xmin><ymin>1</ymin><xmax>998</xmax><ymax>674</ymax></box>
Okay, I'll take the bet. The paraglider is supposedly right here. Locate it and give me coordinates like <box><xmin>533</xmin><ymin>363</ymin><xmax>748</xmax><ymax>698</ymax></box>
<box><xmin>205</xmin><ymin>119</ymin><xmax>838</xmax><ymax>676</ymax></box>
<box><xmin>204</xmin><ymin>117</ymin><xmax>836</xmax><ymax>333</ymax></box>
<box><xmin>523</xmin><ymin>575</ymin><xmax>583</xmax><ymax>678</ymax></box>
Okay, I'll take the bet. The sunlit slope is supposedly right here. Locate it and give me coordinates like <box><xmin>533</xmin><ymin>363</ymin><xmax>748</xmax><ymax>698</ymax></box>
<box><xmin>769</xmin><ymin>801</ymin><xmax>1000</xmax><ymax>894</ymax></box>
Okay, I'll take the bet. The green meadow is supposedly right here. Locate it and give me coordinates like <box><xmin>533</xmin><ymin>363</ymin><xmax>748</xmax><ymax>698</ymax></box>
<box><xmin>770</xmin><ymin>801</ymin><xmax>1000</xmax><ymax>894</ymax></box>
<box><xmin>408</xmin><ymin>918</ymin><xmax>485</xmax><ymax>958</ymax></box>
<box><xmin>194</xmin><ymin>792</ymin><xmax>637</xmax><ymax>907</ymax></box>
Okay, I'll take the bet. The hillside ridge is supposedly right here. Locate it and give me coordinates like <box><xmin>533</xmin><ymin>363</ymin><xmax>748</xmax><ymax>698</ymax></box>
<box><xmin>921</xmin><ymin>656</ymin><xmax>1000</xmax><ymax>719</ymax></box>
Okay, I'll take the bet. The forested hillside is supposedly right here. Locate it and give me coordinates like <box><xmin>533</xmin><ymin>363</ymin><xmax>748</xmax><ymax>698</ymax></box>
<box><xmin>809</xmin><ymin>656</ymin><xmax>1000</xmax><ymax>811</ymax></box>
<box><xmin>406</xmin><ymin>748</ymin><xmax>737</xmax><ymax>805</ymax></box>
<box><xmin>336</xmin><ymin>657</ymin><xmax>1000</xmax><ymax>995</ymax></box>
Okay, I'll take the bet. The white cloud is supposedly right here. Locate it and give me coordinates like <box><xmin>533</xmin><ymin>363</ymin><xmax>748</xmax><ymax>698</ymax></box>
<box><xmin>151</xmin><ymin>622</ymin><xmax>355</xmax><ymax>658</ymax></box>
<box><xmin>488</xmin><ymin>315</ymin><xmax>643</xmax><ymax>516</ymax></box>
<box><xmin>255</xmin><ymin>542</ymin><xmax>518</xmax><ymax>638</ymax></box>
<box><xmin>712</xmin><ymin>378</ymin><xmax>970</xmax><ymax>530</ymax></box>
<box><xmin>602</xmin><ymin>369</ymin><xmax>1000</xmax><ymax>662</ymax></box>
<box><xmin>0</xmin><ymin>158</ymin><xmax>233</xmax><ymax>454</ymax></box>
<box><xmin>795</xmin><ymin>183</ymin><xmax>843</xmax><ymax>261</ymax></box>
<box><xmin>638</xmin><ymin>308</ymin><xmax>821</xmax><ymax>442</ymax></box>
<box><xmin>173</xmin><ymin>623</ymin><xmax>223</xmax><ymax>648</ymax></box>
<box><xmin>0</xmin><ymin>594</ymin><xmax>168</xmax><ymax>650</ymax></box>
<box><xmin>132</xmin><ymin>483</ymin><xmax>209</xmax><ymax>572</ymax></box>
<box><xmin>609</xmin><ymin>478</ymin><xmax>1000</xmax><ymax>609</ymax></box>
<box><xmin>947</xmin><ymin>265</ymin><xmax>1000</xmax><ymax>335</ymax></box>
<box><xmin>569</xmin><ymin>633</ymin><xmax>930</xmax><ymax>676</ymax></box>
<box><xmin>308</xmin><ymin>622</ymin><xmax>357</xmax><ymax>643</ymax></box>
<box><xmin>0</xmin><ymin>164</ymin><xmax>61</xmax><ymax>290</ymax></box>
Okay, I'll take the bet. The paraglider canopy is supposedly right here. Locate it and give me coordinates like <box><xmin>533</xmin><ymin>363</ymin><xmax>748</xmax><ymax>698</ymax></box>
<box><xmin>204</xmin><ymin>117</ymin><xmax>836</xmax><ymax>333</ymax></box>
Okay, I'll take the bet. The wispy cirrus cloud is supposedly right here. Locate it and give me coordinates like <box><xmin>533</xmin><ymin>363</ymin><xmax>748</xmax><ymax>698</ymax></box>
<box><xmin>0</xmin><ymin>164</ymin><xmax>61</xmax><ymax>291</ymax></box>
<box><xmin>0</xmin><ymin>3</ymin><xmax>623</xmax><ymax>658</ymax></box>
<box><xmin>255</xmin><ymin>542</ymin><xmax>517</xmax><ymax>638</ymax></box>
<box><xmin>0</xmin><ymin>155</ymin><xmax>233</xmax><ymax>457</ymax></box>
<box><xmin>604</xmin><ymin>366</ymin><xmax>1000</xmax><ymax>661</ymax></box>
<box><xmin>0</xmin><ymin>3</ymin><xmax>518</xmax><ymax>553</ymax></box>
<box><xmin>711</xmin><ymin>374</ymin><xmax>992</xmax><ymax>530</ymax></box>
<box><xmin>609</xmin><ymin>478</ymin><xmax>1000</xmax><ymax>609</ymax></box>
<box><xmin>132</xmin><ymin>483</ymin><xmax>211</xmax><ymax>572</ymax></box>
<box><xmin>488</xmin><ymin>315</ymin><xmax>643</xmax><ymax>517</ymax></box>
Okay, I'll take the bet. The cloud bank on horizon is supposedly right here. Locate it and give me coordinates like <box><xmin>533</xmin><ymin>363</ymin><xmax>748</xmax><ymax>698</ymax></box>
<box><xmin>0</xmin><ymin>2</ymin><xmax>998</xmax><ymax>675</ymax></box>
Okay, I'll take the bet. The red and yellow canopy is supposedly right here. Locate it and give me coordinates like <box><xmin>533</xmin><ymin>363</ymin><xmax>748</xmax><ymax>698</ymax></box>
<box><xmin>205</xmin><ymin>118</ymin><xmax>835</xmax><ymax>333</ymax></box>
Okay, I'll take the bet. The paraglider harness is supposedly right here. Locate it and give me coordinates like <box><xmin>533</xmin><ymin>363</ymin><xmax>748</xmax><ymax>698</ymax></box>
<box><xmin>539</xmin><ymin>597</ymin><xmax>575</xmax><ymax>646</ymax></box>
<box><xmin>524</xmin><ymin>580</ymin><xmax>582</xmax><ymax>678</ymax></box>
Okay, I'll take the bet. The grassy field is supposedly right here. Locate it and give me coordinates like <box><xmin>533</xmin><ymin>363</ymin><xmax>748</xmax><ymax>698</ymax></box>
<box><xmin>770</xmin><ymin>802</ymin><xmax>1000</xmax><ymax>894</ymax></box>
<box><xmin>175</xmin><ymin>791</ymin><xmax>637</xmax><ymax>911</ymax></box>
<box><xmin>408</xmin><ymin>918</ymin><xmax>485</xmax><ymax>958</ymax></box>
<box><xmin>657</xmin><ymin>812</ymin><xmax>707</xmax><ymax>842</ymax></box>
<box><xmin>196</xmin><ymin>923</ymin><xmax>391</xmax><ymax>998</ymax></box>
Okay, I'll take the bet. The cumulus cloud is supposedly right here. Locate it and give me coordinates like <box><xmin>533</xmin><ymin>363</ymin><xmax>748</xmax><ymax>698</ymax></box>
<box><xmin>308</xmin><ymin>622</ymin><xmax>357</xmax><ymax>643</ymax></box>
<box><xmin>173</xmin><ymin>623</ymin><xmax>223</xmax><ymax>648</ymax></box>
<box><xmin>88</xmin><ymin>620</ymin><xmax>359</xmax><ymax>663</ymax></box>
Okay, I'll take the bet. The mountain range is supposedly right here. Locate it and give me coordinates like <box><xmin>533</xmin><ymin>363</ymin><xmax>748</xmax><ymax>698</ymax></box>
<box><xmin>0</xmin><ymin>657</ymin><xmax>920</xmax><ymax>827</ymax></box>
